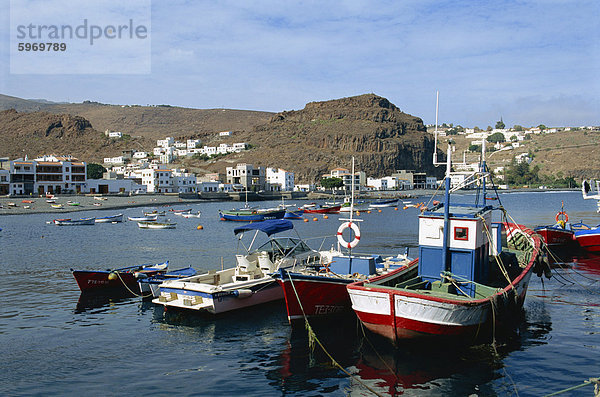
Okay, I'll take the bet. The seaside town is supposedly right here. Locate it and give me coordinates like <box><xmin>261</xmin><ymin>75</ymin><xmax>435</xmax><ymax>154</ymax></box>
<box><xmin>2</xmin><ymin>123</ymin><xmax>596</xmax><ymax>199</ymax></box>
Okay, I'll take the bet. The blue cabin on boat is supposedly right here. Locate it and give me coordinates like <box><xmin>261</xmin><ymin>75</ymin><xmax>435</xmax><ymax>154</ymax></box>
<box><xmin>417</xmin><ymin>204</ymin><xmax>493</xmax><ymax>297</ymax></box>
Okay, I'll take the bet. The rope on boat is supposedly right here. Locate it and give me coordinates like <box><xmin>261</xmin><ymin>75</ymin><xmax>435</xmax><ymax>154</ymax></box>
<box><xmin>543</xmin><ymin>377</ymin><xmax>599</xmax><ymax>397</ymax></box>
<box><xmin>113</xmin><ymin>271</ymin><xmax>153</xmax><ymax>298</ymax></box>
<box><xmin>285</xmin><ymin>271</ymin><xmax>386</xmax><ymax>397</ymax></box>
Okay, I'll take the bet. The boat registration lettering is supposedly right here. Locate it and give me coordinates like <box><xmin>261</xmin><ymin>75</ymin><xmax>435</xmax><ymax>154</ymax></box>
<box><xmin>87</xmin><ymin>279</ymin><xmax>109</xmax><ymax>285</ymax></box>
<box><xmin>314</xmin><ymin>305</ymin><xmax>344</xmax><ymax>315</ymax></box>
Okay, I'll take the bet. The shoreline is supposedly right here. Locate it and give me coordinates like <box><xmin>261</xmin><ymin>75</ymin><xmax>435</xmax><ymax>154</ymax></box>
<box><xmin>0</xmin><ymin>188</ymin><xmax>580</xmax><ymax>216</ymax></box>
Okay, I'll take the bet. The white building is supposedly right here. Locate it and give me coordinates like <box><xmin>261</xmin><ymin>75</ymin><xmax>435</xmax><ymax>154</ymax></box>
<box><xmin>294</xmin><ymin>184</ymin><xmax>314</xmax><ymax>192</ymax></box>
<box><xmin>138</xmin><ymin>169</ymin><xmax>174</xmax><ymax>193</ymax></box>
<box><xmin>266</xmin><ymin>168</ymin><xmax>295</xmax><ymax>191</ymax></box>
<box><xmin>132</xmin><ymin>151</ymin><xmax>148</xmax><ymax>159</ymax></box>
<box><xmin>187</xmin><ymin>139</ymin><xmax>201</xmax><ymax>149</ymax></box>
<box><xmin>157</xmin><ymin>137</ymin><xmax>174</xmax><ymax>148</ymax></box>
<box><xmin>172</xmin><ymin>169</ymin><xmax>197</xmax><ymax>193</ymax></box>
<box><xmin>219</xmin><ymin>131</ymin><xmax>232</xmax><ymax>137</ymax></box>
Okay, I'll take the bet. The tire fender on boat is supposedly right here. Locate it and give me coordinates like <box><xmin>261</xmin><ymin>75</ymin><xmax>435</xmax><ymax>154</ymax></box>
<box><xmin>337</xmin><ymin>221</ymin><xmax>361</xmax><ymax>249</ymax></box>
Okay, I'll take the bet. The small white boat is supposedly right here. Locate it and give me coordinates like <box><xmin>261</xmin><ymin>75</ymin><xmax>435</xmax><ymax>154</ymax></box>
<box><xmin>128</xmin><ymin>215</ymin><xmax>158</xmax><ymax>222</ymax></box>
<box><xmin>154</xmin><ymin>219</ymin><xmax>336</xmax><ymax>314</ymax></box>
<box><xmin>95</xmin><ymin>214</ymin><xmax>124</xmax><ymax>223</ymax></box>
<box><xmin>180</xmin><ymin>211</ymin><xmax>202</xmax><ymax>218</ymax></box>
<box><xmin>94</xmin><ymin>196</ymin><xmax>107</xmax><ymax>201</ymax></box>
<box><xmin>137</xmin><ymin>221</ymin><xmax>176</xmax><ymax>229</ymax></box>
<box><xmin>50</xmin><ymin>204</ymin><xmax>63</xmax><ymax>209</ymax></box>
<box><xmin>53</xmin><ymin>217</ymin><xmax>96</xmax><ymax>226</ymax></box>
<box><xmin>144</xmin><ymin>210</ymin><xmax>166</xmax><ymax>216</ymax></box>
<box><xmin>66</xmin><ymin>201</ymin><xmax>80</xmax><ymax>206</ymax></box>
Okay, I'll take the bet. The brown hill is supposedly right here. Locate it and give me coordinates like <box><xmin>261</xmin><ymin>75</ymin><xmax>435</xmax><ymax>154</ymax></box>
<box><xmin>208</xmin><ymin>94</ymin><xmax>440</xmax><ymax>182</ymax></box>
<box><xmin>42</xmin><ymin>102</ymin><xmax>274</xmax><ymax>141</ymax></box>
<box><xmin>0</xmin><ymin>109</ymin><xmax>150</xmax><ymax>162</ymax></box>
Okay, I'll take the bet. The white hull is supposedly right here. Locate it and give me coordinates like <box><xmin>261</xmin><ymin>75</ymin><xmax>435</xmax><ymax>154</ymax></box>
<box><xmin>153</xmin><ymin>269</ymin><xmax>282</xmax><ymax>314</ymax></box>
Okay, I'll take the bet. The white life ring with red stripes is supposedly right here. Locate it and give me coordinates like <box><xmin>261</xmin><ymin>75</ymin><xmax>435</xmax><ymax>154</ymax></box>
<box><xmin>337</xmin><ymin>221</ymin><xmax>361</xmax><ymax>249</ymax></box>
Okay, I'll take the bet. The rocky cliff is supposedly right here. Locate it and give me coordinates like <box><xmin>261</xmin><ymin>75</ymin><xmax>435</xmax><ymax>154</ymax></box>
<box><xmin>242</xmin><ymin>94</ymin><xmax>441</xmax><ymax>182</ymax></box>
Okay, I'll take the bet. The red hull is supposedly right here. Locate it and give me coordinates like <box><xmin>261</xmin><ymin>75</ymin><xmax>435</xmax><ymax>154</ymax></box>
<box><xmin>303</xmin><ymin>205</ymin><xmax>341</xmax><ymax>214</ymax></box>
<box><xmin>535</xmin><ymin>227</ymin><xmax>575</xmax><ymax>246</ymax></box>
<box><xmin>277</xmin><ymin>276</ymin><xmax>354</xmax><ymax>323</ymax></box>
<box><xmin>72</xmin><ymin>270</ymin><xmax>139</xmax><ymax>292</ymax></box>
<box><xmin>575</xmin><ymin>233</ymin><xmax>600</xmax><ymax>252</ymax></box>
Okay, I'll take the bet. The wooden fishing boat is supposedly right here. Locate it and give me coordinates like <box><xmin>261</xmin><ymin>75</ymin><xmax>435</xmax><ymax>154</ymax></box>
<box><xmin>127</xmin><ymin>214</ymin><xmax>158</xmax><ymax>222</ymax></box>
<box><xmin>219</xmin><ymin>207</ymin><xmax>286</xmax><ymax>222</ymax></box>
<box><xmin>53</xmin><ymin>217</ymin><xmax>95</xmax><ymax>226</ymax></box>
<box><xmin>95</xmin><ymin>213</ymin><xmax>124</xmax><ymax>223</ymax></box>
<box><xmin>137</xmin><ymin>221</ymin><xmax>176</xmax><ymax>229</ymax></box>
<box><xmin>274</xmin><ymin>158</ymin><xmax>411</xmax><ymax>324</ymax></box>
<box><xmin>71</xmin><ymin>261</ymin><xmax>169</xmax><ymax>294</ymax></box>
<box><xmin>303</xmin><ymin>204</ymin><xmax>341</xmax><ymax>214</ymax></box>
<box><xmin>153</xmin><ymin>220</ymin><xmax>335</xmax><ymax>314</ymax></box>
<box><xmin>533</xmin><ymin>204</ymin><xmax>575</xmax><ymax>247</ymax></box>
<box><xmin>369</xmin><ymin>198</ymin><xmax>399</xmax><ymax>208</ymax></box>
<box><xmin>573</xmin><ymin>223</ymin><xmax>600</xmax><ymax>252</ymax></box>
<box><xmin>347</xmin><ymin>139</ymin><xmax>546</xmax><ymax>344</ymax></box>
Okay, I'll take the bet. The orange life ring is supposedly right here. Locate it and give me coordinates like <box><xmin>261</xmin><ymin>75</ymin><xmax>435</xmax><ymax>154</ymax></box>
<box><xmin>337</xmin><ymin>221</ymin><xmax>361</xmax><ymax>249</ymax></box>
<box><xmin>555</xmin><ymin>211</ymin><xmax>568</xmax><ymax>223</ymax></box>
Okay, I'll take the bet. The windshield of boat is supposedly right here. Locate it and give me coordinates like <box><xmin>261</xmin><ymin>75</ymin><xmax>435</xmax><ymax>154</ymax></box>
<box><xmin>251</xmin><ymin>237</ymin><xmax>313</xmax><ymax>258</ymax></box>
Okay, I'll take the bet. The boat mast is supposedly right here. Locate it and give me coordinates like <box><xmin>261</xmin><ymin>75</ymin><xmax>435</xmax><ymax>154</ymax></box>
<box><xmin>481</xmin><ymin>136</ymin><xmax>487</xmax><ymax>203</ymax></box>
<box><xmin>433</xmin><ymin>91</ymin><xmax>442</xmax><ymax>166</ymax></box>
<box><xmin>441</xmin><ymin>143</ymin><xmax>452</xmax><ymax>273</ymax></box>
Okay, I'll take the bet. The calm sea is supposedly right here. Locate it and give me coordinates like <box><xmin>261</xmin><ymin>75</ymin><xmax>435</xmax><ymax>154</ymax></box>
<box><xmin>1</xmin><ymin>191</ymin><xmax>598</xmax><ymax>396</ymax></box>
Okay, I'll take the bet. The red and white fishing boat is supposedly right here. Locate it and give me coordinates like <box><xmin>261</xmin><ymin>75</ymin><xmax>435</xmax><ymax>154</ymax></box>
<box><xmin>302</xmin><ymin>204</ymin><xmax>342</xmax><ymax>214</ymax></box>
<box><xmin>274</xmin><ymin>158</ymin><xmax>412</xmax><ymax>324</ymax></box>
<box><xmin>347</xmin><ymin>138</ymin><xmax>545</xmax><ymax>344</ymax></box>
<box><xmin>534</xmin><ymin>204</ymin><xmax>575</xmax><ymax>247</ymax></box>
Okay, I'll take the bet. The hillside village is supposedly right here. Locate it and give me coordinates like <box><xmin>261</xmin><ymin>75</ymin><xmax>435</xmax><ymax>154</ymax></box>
<box><xmin>1</xmin><ymin>120</ymin><xmax>597</xmax><ymax>198</ymax></box>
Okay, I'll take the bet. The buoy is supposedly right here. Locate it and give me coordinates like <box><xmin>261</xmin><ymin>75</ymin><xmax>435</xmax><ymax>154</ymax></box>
<box><xmin>304</xmin><ymin>218</ymin><xmax>309</xmax><ymax>222</ymax></box>
<box><xmin>394</xmin><ymin>207</ymin><xmax>398</xmax><ymax>210</ymax></box>
<box><xmin>324</xmin><ymin>215</ymin><xmax>328</xmax><ymax>219</ymax></box>
<box><xmin>197</xmin><ymin>225</ymin><xmax>203</xmax><ymax>230</ymax></box>
<box><xmin>367</xmin><ymin>210</ymin><xmax>371</xmax><ymax>214</ymax></box>
<box><xmin>313</xmin><ymin>217</ymin><xmax>318</xmax><ymax>221</ymax></box>
<box><xmin>108</xmin><ymin>272</ymin><xmax>117</xmax><ymax>281</ymax></box>
<box><xmin>378</xmin><ymin>209</ymin><xmax>382</xmax><ymax>213</ymax></box>
<box><xmin>356</xmin><ymin>211</ymin><xmax>361</xmax><ymax>215</ymax></box>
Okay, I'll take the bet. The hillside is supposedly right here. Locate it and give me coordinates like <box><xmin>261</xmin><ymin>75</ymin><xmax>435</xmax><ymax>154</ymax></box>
<box><xmin>231</xmin><ymin>94</ymin><xmax>440</xmax><ymax>182</ymax></box>
<box><xmin>437</xmin><ymin>130</ymin><xmax>600</xmax><ymax>179</ymax></box>
<box><xmin>0</xmin><ymin>109</ymin><xmax>150</xmax><ymax>162</ymax></box>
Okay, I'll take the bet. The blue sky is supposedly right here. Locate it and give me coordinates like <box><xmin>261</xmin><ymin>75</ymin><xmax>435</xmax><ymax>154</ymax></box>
<box><xmin>1</xmin><ymin>0</ymin><xmax>598</xmax><ymax>128</ymax></box>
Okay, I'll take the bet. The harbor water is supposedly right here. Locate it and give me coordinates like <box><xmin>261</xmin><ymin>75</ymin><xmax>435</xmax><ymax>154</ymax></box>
<box><xmin>1</xmin><ymin>191</ymin><xmax>598</xmax><ymax>396</ymax></box>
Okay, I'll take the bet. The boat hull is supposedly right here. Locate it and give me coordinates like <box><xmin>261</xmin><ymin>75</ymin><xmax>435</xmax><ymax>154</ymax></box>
<box><xmin>72</xmin><ymin>262</ymin><xmax>168</xmax><ymax>294</ymax></box>
<box><xmin>303</xmin><ymin>205</ymin><xmax>341</xmax><ymax>214</ymax></box>
<box><xmin>574</xmin><ymin>229</ymin><xmax>600</xmax><ymax>252</ymax></box>
<box><xmin>154</xmin><ymin>278</ymin><xmax>283</xmax><ymax>314</ymax></box>
<box><xmin>54</xmin><ymin>218</ymin><xmax>95</xmax><ymax>226</ymax></box>
<box><xmin>219</xmin><ymin>208</ymin><xmax>286</xmax><ymax>222</ymax></box>
<box><xmin>349</xmin><ymin>266</ymin><xmax>533</xmax><ymax>343</ymax></box>
<box><xmin>95</xmin><ymin>214</ymin><xmax>123</xmax><ymax>223</ymax></box>
<box><xmin>534</xmin><ymin>226</ymin><xmax>574</xmax><ymax>246</ymax></box>
<box><xmin>275</xmin><ymin>271</ymin><xmax>355</xmax><ymax>322</ymax></box>
<box><xmin>73</xmin><ymin>270</ymin><xmax>139</xmax><ymax>292</ymax></box>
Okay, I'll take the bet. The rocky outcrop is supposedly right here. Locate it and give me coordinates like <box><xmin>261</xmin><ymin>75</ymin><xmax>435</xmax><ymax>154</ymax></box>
<box><xmin>245</xmin><ymin>94</ymin><xmax>441</xmax><ymax>182</ymax></box>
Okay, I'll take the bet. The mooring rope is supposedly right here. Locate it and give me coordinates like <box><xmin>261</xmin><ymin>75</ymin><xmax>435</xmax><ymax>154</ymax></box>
<box><xmin>114</xmin><ymin>271</ymin><xmax>153</xmax><ymax>298</ymax></box>
<box><xmin>285</xmin><ymin>271</ymin><xmax>386</xmax><ymax>397</ymax></box>
<box><xmin>543</xmin><ymin>377</ymin><xmax>599</xmax><ymax>396</ymax></box>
